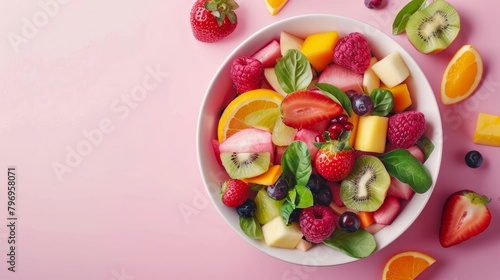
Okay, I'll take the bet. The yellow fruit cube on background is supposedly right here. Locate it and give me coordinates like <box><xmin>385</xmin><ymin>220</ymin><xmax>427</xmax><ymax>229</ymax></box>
<box><xmin>473</xmin><ymin>112</ymin><xmax>500</xmax><ymax>146</ymax></box>
<box><xmin>300</xmin><ymin>31</ymin><xmax>339</xmax><ymax>72</ymax></box>
<box><xmin>262</xmin><ymin>216</ymin><xmax>303</xmax><ymax>249</ymax></box>
<box><xmin>354</xmin><ymin>115</ymin><xmax>388</xmax><ymax>153</ymax></box>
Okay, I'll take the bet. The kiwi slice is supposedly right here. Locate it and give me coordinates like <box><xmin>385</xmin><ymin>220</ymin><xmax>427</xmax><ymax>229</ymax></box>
<box><xmin>220</xmin><ymin>152</ymin><xmax>270</xmax><ymax>179</ymax></box>
<box><xmin>405</xmin><ymin>0</ymin><xmax>460</xmax><ymax>54</ymax></box>
<box><xmin>340</xmin><ymin>155</ymin><xmax>390</xmax><ymax>212</ymax></box>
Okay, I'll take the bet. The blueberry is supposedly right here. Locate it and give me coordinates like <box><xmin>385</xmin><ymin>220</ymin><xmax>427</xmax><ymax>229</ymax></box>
<box><xmin>338</xmin><ymin>211</ymin><xmax>361</xmax><ymax>233</ymax></box>
<box><xmin>306</xmin><ymin>174</ymin><xmax>325</xmax><ymax>194</ymax></box>
<box><xmin>465</xmin><ymin>150</ymin><xmax>483</xmax><ymax>168</ymax></box>
<box><xmin>288</xmin><ymin>208</ymin><xmax>302</xmax><ymax>223</ymax></box>
<box><xmin>267</xmin><ymin>177</ymin><xmax>289</xmax><ymax>200</ymax></box>
<box><xmin>236</xmin><ymin>199</ymin><xmax>256</xmax><ymax>218</ymax></box>
<box><xmin>314</xmin><ymin>185</ymin><xmax>333</xmax><ymax>206</ymax></box>
<box><xmin>351</xmin><ymin>94</ymin><xmax>374</xmax><ymax>116</ymax></box>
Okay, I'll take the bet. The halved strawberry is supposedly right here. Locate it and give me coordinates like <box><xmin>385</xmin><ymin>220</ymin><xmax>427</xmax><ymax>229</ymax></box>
<box><xmin>280</xmin><ymin>90</ymin><xmax>343</xmax><ymax>129</ymax></box>
<box><xmin>439</xmin><ymin>189</ymin><xmax>492</xmax><ymax>248</ymax></box>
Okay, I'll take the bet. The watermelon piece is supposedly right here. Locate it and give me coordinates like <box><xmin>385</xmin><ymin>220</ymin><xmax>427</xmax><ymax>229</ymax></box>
<box><xmin>318</xmin><ymin>64</ymin><xmax>363</xmax><ymax>93</ymax></box>
<box><xmin>252</xmin><ymin>40</ymin><xmax>282</xmax><ymax>68</ymax></box>
<box><xmin>373</xmin><ymin>196</ymin><xmax>401</xmax><ymax>225</ymax></box>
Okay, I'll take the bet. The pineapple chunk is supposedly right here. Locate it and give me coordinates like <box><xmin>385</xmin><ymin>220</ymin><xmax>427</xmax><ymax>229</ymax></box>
<box><xmin>473</xmin><ymin>112</ymin><xmax>500</xmax><ymax>146</ymax></box>
<box><xmin>262</xmin><ymin>216</ymin><xmax>303</xmax><ymax>249</ymax></box>
<box><xmin>371</xmin><ymin>51</ymin><xmax>410</xmax><ymax>88</ymax></box>
<box><xmin>354</xmin><ymin>115</ymin><xmax>388</xmax><ymax>153</ymax></box>
<box><xmin>300</xmin><ymin>31</ymin><xmax>339</xmax><ymax>72</ymax></box>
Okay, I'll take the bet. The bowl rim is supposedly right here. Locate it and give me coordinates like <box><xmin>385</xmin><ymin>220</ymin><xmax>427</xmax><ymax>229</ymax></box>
<box><xmin>196</xmin><ymin>13</ymin><xmax>443</xmax><ymax>266</ymax></box>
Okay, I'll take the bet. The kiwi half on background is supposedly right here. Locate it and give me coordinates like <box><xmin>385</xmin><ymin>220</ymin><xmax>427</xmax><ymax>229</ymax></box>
<box><xmin>406</xmin><ymin>0</ymin><xmax>460</xmax><ymax>54</ymax></box>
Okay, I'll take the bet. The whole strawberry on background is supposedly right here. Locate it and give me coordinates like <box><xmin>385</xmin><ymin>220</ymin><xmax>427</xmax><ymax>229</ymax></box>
<box><xmin>190</xmin><ymin>0</ymin><xmax>239</xmax><ymax>43</ymax></box>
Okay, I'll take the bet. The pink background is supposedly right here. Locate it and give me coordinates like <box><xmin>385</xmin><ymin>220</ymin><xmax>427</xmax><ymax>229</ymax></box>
<box><xmin>1</xmin><ymin>0</ymin><xmax>499</xmax><ymax>279</ymax></box>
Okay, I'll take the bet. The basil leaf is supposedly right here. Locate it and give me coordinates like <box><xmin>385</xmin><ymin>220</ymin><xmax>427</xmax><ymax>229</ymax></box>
<box><xmin>392</xmin><ymin>0</ymin><xmax>427</xmax><ymax>35</ymax></box>
<box><xmin>323</xmin><ymin>229</ymin><xmax>376</xmax><ymax>258</ymax></box>
<box><xmin>416</xmin><ymin>135</ymin><xmax>435</xmax><ymax>162</ymax></box>
<box><xmin>294</xmin><ymin>185</ymin><xmax>313</xmax><ymax>208</ymax></box>
<box><xmin>280</xmin><ymin>200</ymin><xmax>295</xmax><ymax>225</ymax></box>
<box><xmin>239</xmin><ymin>217</ymin><xmax>263</xmax><ymax>240</ymax></box>
<box><xmin>281</xmin><ymin>141</ymin><xmax>312</xmax><ymax>187</ymax></box>
<box><xmin>370</xmin><ymin>89</ymin><xmax>394</xmax><ymax>116</ymax></box>
<box><xmin>315</xmin><ymin>82</ymin><xmax>352</xmax><ymax>117</ymax></box>
<box><xmin>379</xmin><ymin>149</ymin><xmax>433</xmax><ymax>194</ymax></box>
<box><xmin>275</xmin><ymin>49</ymin><xmax>313</xmax><ymax>94</ymax></box>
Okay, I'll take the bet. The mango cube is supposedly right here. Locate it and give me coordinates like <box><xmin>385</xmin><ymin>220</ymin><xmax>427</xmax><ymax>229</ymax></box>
<box><xmin>354</xmin><ymin>115</ymin><xmax>388</xmax><ymax>153</ymax></box>
<box><xmin>348</xmin><ymin>112</ymin><xmax>360</xmax><ymax>147</ymax></box>
<box><xmin>262</xmin><ymin>216</ymin><xmax>303</xmax><ymax>249</ymax></box>
<box><xmin>300</xmin><ymin>31</ymin><xmax>339</xmax><ymax>72</ymax></box>
<box><xmin>384</xmin><ymin>83</ymin><xmax>412</xmax><ymax>113</ymax></box>
<box><xmin>473</xmin><ymin>112</ymin><xmax>500</xmax><ymax>146</ymax></box>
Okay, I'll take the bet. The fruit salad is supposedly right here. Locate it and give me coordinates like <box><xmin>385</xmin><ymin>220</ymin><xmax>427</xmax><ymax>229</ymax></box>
<box><xmin>213</xmin><ymin>29</ymin><xmax>434</xmax><ymax>258</ymax></box>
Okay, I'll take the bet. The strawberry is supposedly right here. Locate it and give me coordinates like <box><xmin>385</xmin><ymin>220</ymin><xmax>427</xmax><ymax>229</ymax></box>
<box><xmin>221</xmin><ymin>179</ymin><xmax>250</xmax><ymax>207</ymax></box>
<box><xmin>280</xmin><ymin>90</ymin><xmax>343</xmax><ymax>129</ymax></box>
<box><xmin>314</xmin><ymin>132</ymin><xmax>355</xmax><ymax>182</ymax></box>
<box><xmin>190</xmin><ymin>0</ymin><xmax>239</xmax><ymax>43</ymax></box>
<box><xmin>439</xmin><ymin>189</ymin><xmax>492</xmax><ymax>248</ymax></box>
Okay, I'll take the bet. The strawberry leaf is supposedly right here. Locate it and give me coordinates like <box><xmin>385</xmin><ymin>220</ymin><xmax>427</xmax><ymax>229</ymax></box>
<box><xmin>275</xmin><ymin>49</ymin><xmax>313</xmax><ymax>94</ymax></box>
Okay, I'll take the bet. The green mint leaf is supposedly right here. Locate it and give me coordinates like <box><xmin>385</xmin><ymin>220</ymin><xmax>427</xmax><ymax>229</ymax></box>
<box><xmin>416</xmin><ymin>135</ymin><xmax>435</xmax><ymax>162</ymax></box>
<box><xmin>239</xmin><ymin>217</ymin><xmax>263</xmax><ymax>240</ymax></box>
<box><xmin>392</xmin><ymin>0</ymin><xmax>427</xmax><ymax>35</ymax></box>
<box><xmin>379</xmin><ymin>149</ymin><xmax>433</xmax><ymax>193</ymax></box>
<box><xmin>281</xmin><ymin>141</ymin><xmax>312</xmax><ymax>187</ymax></box>
<box><xmin>280</xmin><ymin>200</ymin><xmax>295</xmax><ymax>225</ymax></box>
<box><xmin>275</xmin><ymin>49</ymin><xmax>313</xmax><ymax>94</ymax></box>
<box><xmin>315</xmin><ymin>82</ymin><xmax>352</xmax><ymax>117</ymax></box>
<box><xmin>323</xmin><ymin>229</ymin><xmax>376</xmax><ymax>258</ymax></box>
<box><xmin>370</xmin><ymin>89</ymin><xmax>394</xmax><ymax>116</ymax></box>
<box><xmin>294</xmin><ymin>185</ymin><xmax>313</xmax><ymax>208</ymax></box>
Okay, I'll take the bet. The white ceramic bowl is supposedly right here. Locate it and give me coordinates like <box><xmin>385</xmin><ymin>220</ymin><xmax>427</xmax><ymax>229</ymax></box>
<box><xmin>196</xmin><ymin>14</ymin><xmax>443</xmax><ymax>266</ymax></box>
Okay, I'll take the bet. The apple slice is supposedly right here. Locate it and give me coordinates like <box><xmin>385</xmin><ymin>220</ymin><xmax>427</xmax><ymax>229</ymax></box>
<box><xmin>264</xmin><ymin>67</ymin><xmax>287</xmax><ymax>96</ymax></box>
<box><xmin>362</xmin><ymin>57</ymin><xmax>380</xmax><ymax>94</ymax></box>
<box><xmin>280</xmin><ymin>31</ymin><xmax>304</xmax><ymax>56</ymax></box>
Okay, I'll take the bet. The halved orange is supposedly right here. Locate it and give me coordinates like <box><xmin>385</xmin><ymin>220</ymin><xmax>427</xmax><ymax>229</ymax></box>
<box><xmin>217</xmin><ymin>89</ymin><xmax>283</xmax><ymax>143</ymax></box>
<box><xmin>265</xmin><ymin>0</ymin><xmax>289</xmax><ymax>16</ymax></box>
<box><xmin>382</xmin><ymin>251</ymin><xmax>436</xmax><ymax>280</ymax></box>
<box><xmin>441</xmin><ymin>45</ymin><xmax>483</xmax><ymax>105</ymax></box>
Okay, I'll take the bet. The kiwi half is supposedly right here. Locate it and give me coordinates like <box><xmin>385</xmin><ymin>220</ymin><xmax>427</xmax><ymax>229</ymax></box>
<box><xmin>220</xmin><ymin>152</ymin><xmax>270</xmax><ymax>179</ymax></box>
<box><xmin>406</xmin><ymin>0</ymin><xmax>460</xmax><ymax>54</ymax></box>
<box><xmin>340</xmin><ymin>155</ymin><xmax>390</xmax><ymax>212</ymax></box>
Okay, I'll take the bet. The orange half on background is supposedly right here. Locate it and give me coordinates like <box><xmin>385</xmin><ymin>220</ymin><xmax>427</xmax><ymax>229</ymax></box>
<box><xmin>441</xmin><ymin>45</ymin><xmax>484</xmax><ymax>105</ymax></box>
<box><xmin>382</xmin><ymin>250</ymin><xmax>436</xmax><ymax>280</ymax></box>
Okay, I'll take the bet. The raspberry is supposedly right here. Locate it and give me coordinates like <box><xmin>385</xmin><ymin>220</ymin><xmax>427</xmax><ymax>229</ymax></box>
<box><xmin>387</xmin><ymin>111</ymin><xmax>426</xmax><ymax>149</ymax></box>
<box><xmin>333</xmin><ymin>32</ymin><xmax>371</xmax><ymax>74</ymax></box>
<box><xmin>299</xmin><ymin>205</ymin><xmax>336</xmax><ymax>243</ymax></box>
<box><xmin>230</xmin><ymin>56</ymin><xmax>264</xmax><ymax>93</ymax></box>
<box><xmin>221</xmin><ymin>179</ymin><xmax>250</xmax><ymax>208</ymax></box>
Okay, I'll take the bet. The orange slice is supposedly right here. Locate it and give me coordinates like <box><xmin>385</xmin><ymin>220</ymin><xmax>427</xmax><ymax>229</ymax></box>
<box><xmin>382</xmin><ymin>251</ymin><xmax>436</xmax><ymax>280</ymax></box>
<box><xmin>265</xmin><ymin>0</ymin><xmax>289</xmax><ymax>16</ymax></box>
<box><xmin>441</xmin><ymin>45</ymin><xmax>483</xmax><ymax>105</ymax></box>
<box><xmin>217</xmin><ymin>89</ymin><xmax>283</xmax><ymax>142</ymax></box>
